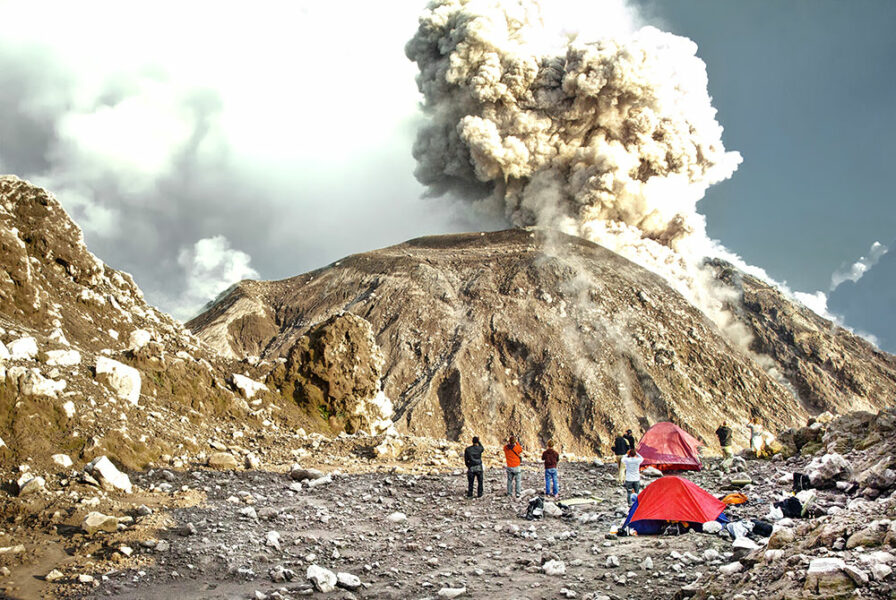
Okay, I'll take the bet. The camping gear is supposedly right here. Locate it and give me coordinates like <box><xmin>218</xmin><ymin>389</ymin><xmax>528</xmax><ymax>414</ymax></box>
<box><xmin>721</xmin><ymin>492</ymin><xmax>749</xmax><ymax>505</ymax></box>
<box><xmin>637</xmin><ymin>422</ymin><xmax>703</xmax><ymax>472</ymax></box>
<box><xmin>524</xmin><ymin>497</ymin><xmax>544</xmax><ymax>520</ymax></box>
<box><xmin>793</xmin><ymin>472</ymin><xmax>811</xmax><ymax>492</ymax></box>
<box><xmin>774</xmin><ymin>496</ymin><xmax>803</xmax><ymax>518</ymax></box>
<box><xmin>726</xmin><ymin>520</ymin><xmax>751</xmax><ymax>539</ymax></box>
<box><xmin>622</xmin><ymin>476</ymin><xmax>727</xmax><ymax>535</ymax></box>
<box><xmin>751</xmin><ymin>519</ymin><xmax>773</xmax><ymax>537</ymax></box>
<box><xmin>557</xmin><ymin>496</ymin><xmax>603</xmax><ymax>508</ymax></box>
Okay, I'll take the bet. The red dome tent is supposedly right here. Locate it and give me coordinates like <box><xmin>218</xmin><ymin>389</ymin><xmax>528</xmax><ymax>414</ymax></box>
<box><xmin>636</xmin><ymin>422</ymin><xmax>703</xmax><ymax>471</ymax></box>
<box><xmin>623</xmin><ymin>476</ymin><xmax>727</xmax><ymax>535</ymax></box>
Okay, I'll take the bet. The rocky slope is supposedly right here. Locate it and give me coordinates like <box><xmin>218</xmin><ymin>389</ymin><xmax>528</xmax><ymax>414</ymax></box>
<box><xmin>188</xmin><ymin>230</ymin><xmax>896</xmax><ymax>455</ymax></box>
<box><xmin>0</xmin><ymin>176</ymin><xmax>319</xmax><ymax>472</ymax></box>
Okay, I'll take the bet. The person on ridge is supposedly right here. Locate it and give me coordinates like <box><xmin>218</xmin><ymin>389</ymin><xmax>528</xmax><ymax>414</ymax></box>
<box><xmin>503</xmin><ymin>435</ymin><xmax>523</xmax><ymax>498</ymax></box>
<box><xmin>613</xmin><ymin>432</ymin><xmax>629</xmax><ymax>483</ymax></box>
<box><xmin>623</xmin><ymin>429</ymin><xmax>636</xmax><ymax>452</ymax></box>
<box><xmin>542</xmin><ymin>439</ymin><xmax>560</xmax><ymax>499</ymax></box>
<box><xmin>715</xmin><ymin>421</ymin><xmax>734</xmax><ymax>458</ymax></box>
<box><xmin>464</xmin><ymin>436</ymin><xmax>484</xmax><ymax>498</ymax></box>
<box><xmin>621</xmin><ymin>447</ymin><xmax>644</xmax><ymax>506</ymax></box>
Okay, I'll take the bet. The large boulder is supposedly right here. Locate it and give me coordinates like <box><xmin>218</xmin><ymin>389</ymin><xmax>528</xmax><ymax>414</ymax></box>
<box><xmin>82</xmin><ymin>512</ymin><xmax>119</xmax><ymax>535</ymax></box>
<box><xmin>231</xmin><ymin>374</ymin><xmax>267</xmax><ymax>399</ymax></box>
<box><xmin>44</xmin><ymin>349</ymin><xmax>81</xmax><ymax>367</ymax></box>
<box><xmin>807</xmin><ymin>453</ymin><xmax>853</xmax><ymax>488</ymax></box>
<box><xmin>7</xmin><ymin>336</ymin><xmax>38</xmax><ymax>360</ymax></box>
<box><xmin>95</xmin><ymin>357</ymin><xmax>141</xmax><ymax>405</ymax></box>
<box><xmin>6</xmin><ymin>366</ymin><xmax>66</xmax><ymax>397</ymax></box>
<box><xmin>266</xmin><ymin>313</ymin><xmax>392</xmax><ymax>435</ymax></box>
<box><xmin>306</xmin><ymin>565</ymin><xmax>337</xmax><ymax>593</ymax></box>
<box><xmin>804</xmin><ymin>558</ymin><xmax>856</xmax><ymax>595</ymax></box>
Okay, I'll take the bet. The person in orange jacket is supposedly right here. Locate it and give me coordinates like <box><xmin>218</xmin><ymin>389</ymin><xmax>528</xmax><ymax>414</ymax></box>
<box><xmin>503</xmin><ymin>435</ymin><xmax>523</xmax><ymax>498</ymax></box>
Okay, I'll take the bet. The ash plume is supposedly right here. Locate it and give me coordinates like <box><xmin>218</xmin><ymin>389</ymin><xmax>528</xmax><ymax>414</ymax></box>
<box><xmin>406</xmin><ymin>0</ymin><xmax>748</xmax><ymax>335</ymax></box>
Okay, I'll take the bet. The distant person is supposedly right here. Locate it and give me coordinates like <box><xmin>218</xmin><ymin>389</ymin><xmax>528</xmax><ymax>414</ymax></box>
<box><xmin>542</xmin><ymin>440</ymin><xmax>560</xmax><ymax>499</ymax></box>
<box><xmin>715</xmin><ymin>421</ymin><xmax>733</xmax><ymax>458</ymax></box>
<box><xmin>464</xmin><ymin>436</ymin><xmax>484</xmax><ymax>498</ymax></box>
<box><xmin>503</xmin><ymin>435</ymin><xmax>523</xmax><ymax>498</ymax></box>
<box><xmin>613</xmin><ymin>433</ymin><xmax>629</xmax><ymax>483</ymax></box>
<box><xmin>748</xmin><ymin>418</ymin><xmax>764</xmax><ymax>458</ymax></box>
<box><xmin>623</xmin><ymin>429</ymin><xmax>636</xmax><ymax>452</ymax></box>
<box><xmin>621</xmin><ymin>448</ymin><xmax>644</xmax><ymax>506</ymax></box>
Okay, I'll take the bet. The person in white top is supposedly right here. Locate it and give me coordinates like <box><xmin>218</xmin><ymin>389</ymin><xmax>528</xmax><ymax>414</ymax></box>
<box><xmin>621</xmin><ymin>448</ymin><xmax>644</xmax><ymax>506</ymax></box>
<box><xmin>748</xmin><ymin>418</ymin><xmax>764</xmax><ymax>457</ymax></box>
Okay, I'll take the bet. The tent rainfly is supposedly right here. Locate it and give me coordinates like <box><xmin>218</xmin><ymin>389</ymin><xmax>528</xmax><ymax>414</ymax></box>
<box><xmin>636</xmin><ymin>421</ymin><xmax>703</xmax><ymax>471</ymax></box>
<box><xmin>623</xmin><ymin>476</ymin><xmax>727</xmax><ymax>535</ymax></box>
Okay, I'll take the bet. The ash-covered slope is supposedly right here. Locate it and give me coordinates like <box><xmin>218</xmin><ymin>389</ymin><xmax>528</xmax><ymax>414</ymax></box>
<box><xmin>0</xmin><ymin>176</ymin><xmax>308</xmax><ymax>470</ymax></box>
<box><xmin>190</xmin><ymin>229</ymin><xmax>896</xmax><ymax>454</ymax></box>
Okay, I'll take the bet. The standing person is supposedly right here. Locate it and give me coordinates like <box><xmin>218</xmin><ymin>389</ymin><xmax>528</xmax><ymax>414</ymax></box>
<box><xmin>623</xmin><ymin>429</ymin><xmax>636</xmax><ymax>452</ymax></box>
<box><xmin>464</xmin><ymin>436</ymin><xmax>484</xmax><ymax>498</ymax></box>
<box><xmin>748</xmin><ymin>418</ymin><xmax>764</xmax><ymax>458</ymax></box>
<box><xmin>503</xmin><ymin>435</ymin><xmax>523</xmax><ymax>498</ymax></box>
<box><xmin>613</xmin><ymin>433</ymin><xmax>628</xmax><ymax>483</ymax></box>
<box><xmin>542</xmin><ymin>440</ymin><xmax>560</xmax><ymax>499</ymax></box>
<box><xmin>715</xmin><ymin>421</ymin><xmax>734</xmax><ymax>458</ymax></box>
<box><xmin>621</xmin><ymin>448</ymin><xmax>644</xmax><ymax>506</ymax></box>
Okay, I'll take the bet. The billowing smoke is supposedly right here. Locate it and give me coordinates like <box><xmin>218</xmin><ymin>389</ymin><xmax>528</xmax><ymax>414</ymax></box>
<box><xmin>406</xmin><ymin>0</ymin><xmax>747</xmax><ymax>332</ymax></box>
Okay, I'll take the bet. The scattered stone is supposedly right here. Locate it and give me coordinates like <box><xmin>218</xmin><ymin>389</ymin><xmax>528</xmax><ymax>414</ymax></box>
<box><xmin>45</xmin><ymin>569</ymin><xmax>64</xmax><ymax>582</ymax></box>
<box><xmin>718</xmin><ymin>562</ymin><xmax>743</xmax><ymax>575</ymax></box>
<box><xmin>804</xmin><ymin>558</ymin><xmax>855</xmax><ymax>594</ymax></box>
<box><xmin>18</xmin><ymin>475</ymin><xmax>46</xmax><ymax>496</ymax></box>
<box><xmin>82</xmin><ymin>512</ymin><xmax>119</xmax><ymax>535</ymax></box>
<box><xmin>289</xmin><ymin>467</ymin><xmax>325</xmax><ymax>482</ymax></box>
<box><xmin>207</xmin><ymin>452</ymin><xmax>239</xmax><ymax>469</ymax></box>
<box><xmin>44</xmin><ymin>349</ymin><xmax>81</xmax><ymax>366</ymax></box>
<box><xmin>52</xmin><ymin>454</ymin><xmax>73</xmax><ymax>468</ymax></box>
<box><xmin>336</xmin><ymin>572</ymin><xmax>361</xmax><ymax>590</ymax></box>
<box><xmin>543</xmin><ymin>560</ymin><xmax>566</xmax><ymax>575</ymax></box>
<box><xmin>85</xmin><ymin>456</ymin><xmax>133</xmax><ymax>493</ymax></box>
<box><xmin>306</xmin><ymin>564</ymin><xmax>337</xmax><ymax>593</ymax></box>
<box><xmin>437</xmin><ymin>587</ymin><xmax>467</xmax><ymax>598</ymax></box>
<box><xmin>8</xmin><ymin>337</ymin><xmax>38</xmax><ymax>360</ymax></box>
<box><xmin>95</xmin><ymin>356</ymin><xmax>142</xmax><ymax>405</ymax></box>
<box><xmin>386</xmin><ymin>512</ymin><xmax>407</xmax><ymax>523</ymax></box>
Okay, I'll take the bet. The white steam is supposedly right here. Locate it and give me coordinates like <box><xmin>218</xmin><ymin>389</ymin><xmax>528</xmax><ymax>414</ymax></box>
<box><xmin>830</xmin><ymin>241</ymin><xmax>889</xmax><ymax>290</ymax></box>
<box><xmin>173</xmin><ymin>235</ymin><xmax>259</xmax><ymax>320</ymax></box>
<box><xmin>406</xmin><ymin>0</ymin><xmax>745</xmax><ymax>333</ymax></box>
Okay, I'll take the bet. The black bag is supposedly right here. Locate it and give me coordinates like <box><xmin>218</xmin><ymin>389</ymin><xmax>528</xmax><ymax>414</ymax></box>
<box><xmin>524</xmin><ymin>497</ymin><xmax>544</xmax><ymax>520</ymax></box>
<box><xmin>662</xmin><ymin>522</ymin><xmax>689</xmax><ymax>536</ymax></box>
<box><xmin>751</xmin><ymin>519</ymin><xmax>773</xmax><ymax>537</ymax></box>
<box><xmin>774</xmin><ymin>496</ymin><xmax>803</xmax><ymax>518</ymax></box>
<box><xmin>792</xmin><ymin>472</ymin><xmax>811</xmax><ymax>492</ymax></box>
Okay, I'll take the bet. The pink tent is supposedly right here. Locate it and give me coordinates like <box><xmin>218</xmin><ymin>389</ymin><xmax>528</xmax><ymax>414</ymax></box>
<box><xmin>636</xmin><ymin>422</ymin><xmax>703</xmax><ymax>471</ymax></box>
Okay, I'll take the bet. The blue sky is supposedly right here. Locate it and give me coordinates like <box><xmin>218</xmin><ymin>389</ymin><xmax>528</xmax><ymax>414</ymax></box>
<box><xmin>649</xmin><ymin>0</ymin><xmax>896</xmax><ymax>291</ymax></box>
<box><xmin>0</xmin><ymin>0</ymin><xmax>893</xmax><ymax>342</ymax></box>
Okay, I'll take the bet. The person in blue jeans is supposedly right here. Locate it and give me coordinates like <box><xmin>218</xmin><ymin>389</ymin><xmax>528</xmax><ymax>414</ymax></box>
<box><xmin>542</xmin><ymin>440</ymin><xmax>560</xmax><ymax>498</ymax></box>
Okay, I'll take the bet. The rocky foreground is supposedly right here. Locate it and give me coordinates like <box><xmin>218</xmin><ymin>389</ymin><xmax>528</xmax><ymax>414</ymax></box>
<box><xmin>0</xmin><ymin>408</ymin><xmax>893</xmax><ymax>600</ymax></box>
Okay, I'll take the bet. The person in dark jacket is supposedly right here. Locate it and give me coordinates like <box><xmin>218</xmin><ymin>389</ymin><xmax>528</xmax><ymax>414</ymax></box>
<box><xmin>464</xmin><ymin>436</ymin><xmax>484</xmax><ymax>498</ymax></box>
<box><xmin>623</xmin><ymin>429</ymin><xmax>636</xmax><ymax>452</ymax></box>
<box><xmin>542</xmin><ymin>440</ymin><xmax>560</xmax><ymax>498</ymax></box>
<box><xmin>613</xmin><ymin>433</ymin><xmax>628</xmax><ymax>483</ymax></box>
<box><xmin>715</xmin><ymin>422</ymin><xmax>733</xmax><ymax>458</ymax></box>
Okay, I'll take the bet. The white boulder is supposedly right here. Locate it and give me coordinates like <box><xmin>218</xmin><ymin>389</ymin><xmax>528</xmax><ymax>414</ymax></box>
<box><xmin>44</xmin><ymin>350</ymin><xmax>81</xmax><ymax>367</ymax></box>
<box><xmin>8</xmin><ymin>337</ymin><xmax>38</xmax><ymax>360</ymax></box>
<box><xmin>95</xmin><ymin>356</ymin><xmax>141</xmax><ymax>405</ymax></box>
<box><xmin>306</xmin><ymin>564</ymin><xmax>337</xmax><ymax>593</ymax></box>
<box><xmin>128</xmin><ymin>329</ymin><xmax>152</xmax><ymax>350</ymax></box>
<box><xmin>7</xmin><ymin>367</ymin><xmax>66</xmax><ymax>397</ymax></box>
<box><xmin>719</xmin><ymin>561</ymin><xmax>744</xmax><ymax>575</ymax></box>
<box><xmin>18</xmin><ymin>475</ymin><xmax>46</xmax><ymax>496</ymax></box>
<box><xmin>0</xmin><ymin>341</ymin><xmax>10</xmax><ymax>361</ymax></box>
<box><xmin>437</xmin><ymin>587</ymin><xmax>467</xmax><ymax>598</ymax></box>
<box><xmin>62</xmin><ymin>401</ymin><xmax>75</xmax><ymax>418</ymax></box>
<box><xmin>702</xmin><ymin>521</ymin><xmax>723</xmax><ymax>534</ymax></box>
<box><xmin>805</xmin><ymin>557</ymin><xmax>855</xmax><ymax>594</ymax></box>
<box><xmin>641</xmin><ymin>467</ymin><xmax>663</xmax><ymax>478</ymax></box>
<box><xmin>543</xmin><ymin>560</ymin><xmax>566</xmax><ymax>575</ymax></box>
<box><xmin>85</xmin><ymin>456</ymin><xmax>133</xmax><ymax>493</ymax></box>
<box><xmin>232</xmin><ymin>374</ymin><xmax>267</xmax><ymax>399</ymax></box>
<box><xmin>808</xmin><ymin>453</ymin><xmax>853</xmax><ymax>487</ymax></box>
<box><xmin>336</xmin><ymin>572</ymin><xmax>361</xmax><ymax>590</ymax></box>
<box><xmin>52</xmin><ymin>454</ymin><xmax>73</xmax><ymax>468</ymax></box>
<box><xmin>386</xmin><ymin>512</ymin><xmax>407</xmax><ymax>523</ymax></box>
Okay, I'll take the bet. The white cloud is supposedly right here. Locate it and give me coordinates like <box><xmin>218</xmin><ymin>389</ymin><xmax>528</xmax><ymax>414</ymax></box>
<box><xmin>173</xmin><ymin>235</ymin><xmax>259</xmax><ymax>320</ymax></box>
<box><xmin>830</xmin><ymin>241</ymin><xmax>889</xmax><ymax>290</ymax></box>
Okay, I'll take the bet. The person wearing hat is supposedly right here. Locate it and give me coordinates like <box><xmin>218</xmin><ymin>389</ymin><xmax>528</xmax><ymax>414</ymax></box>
<box><xmin>623</xmin><ymin>429</ymin><xmax>636</xmax><ymax>452</ymax></box>
<box><xmin>464</xmin><ymin>436</ymin><xmax>484</xmax><ymax>498</ymax></box>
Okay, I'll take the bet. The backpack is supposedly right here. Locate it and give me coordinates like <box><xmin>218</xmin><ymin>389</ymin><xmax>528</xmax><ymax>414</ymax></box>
<box><xmin>774</xmin><ymin>496</ymin><xmax>803</xmax><ymax>519</ymax></box>
<box><xmin>751</xmin><ymin>519</ymin><xmax>773</xmax><ymax>537</ymax></box>
<box><xmin>792</xmin><ymin>472</ymin><xmax>811</xmax><ymax>492</ymax></box>
<box><xmin>524</xmin><ymin>497</ymin><xmax>544</xmax><ymax>520</ymax></box>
